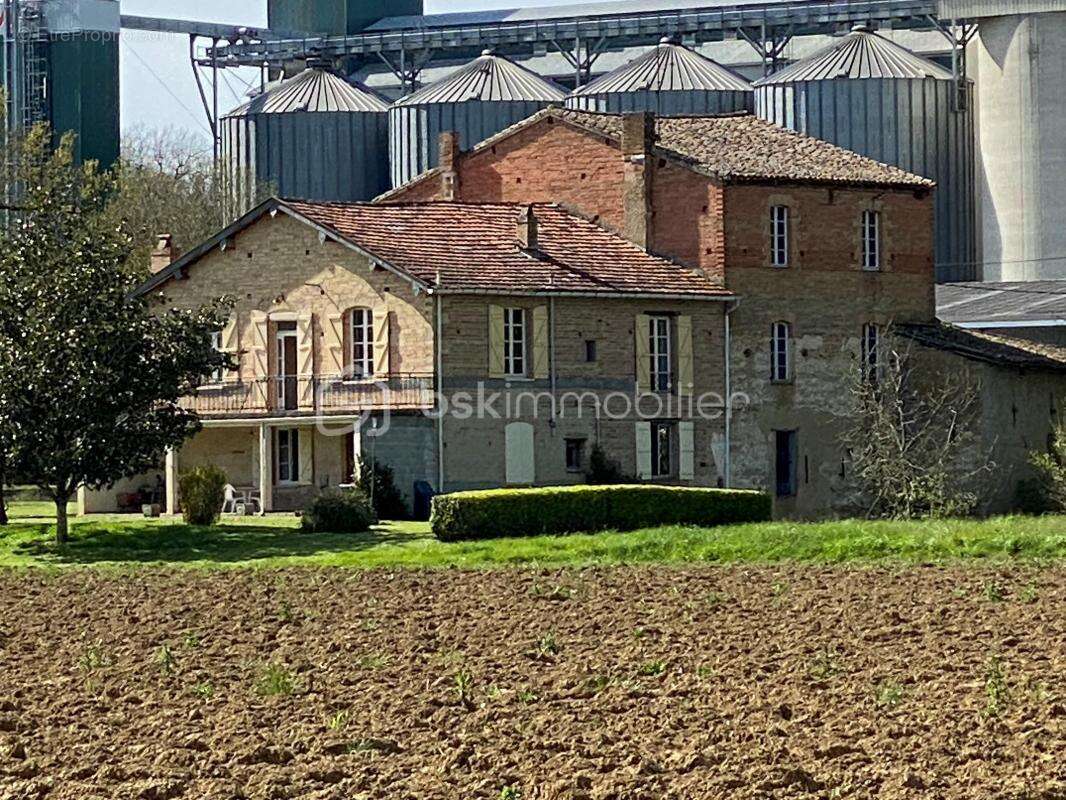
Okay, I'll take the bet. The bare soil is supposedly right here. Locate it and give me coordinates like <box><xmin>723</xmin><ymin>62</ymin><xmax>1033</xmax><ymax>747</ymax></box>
<box><xmin>0</xmin><ymin>566</ymin><xmax>1063</xmax><ymax>799</ymax></box>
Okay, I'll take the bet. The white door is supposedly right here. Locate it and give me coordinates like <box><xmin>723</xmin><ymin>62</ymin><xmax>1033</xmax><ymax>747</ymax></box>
<box><xmin>505</xmin><ymin>422</ymin><xmax>535</xmax><ymax>485</ymax></box>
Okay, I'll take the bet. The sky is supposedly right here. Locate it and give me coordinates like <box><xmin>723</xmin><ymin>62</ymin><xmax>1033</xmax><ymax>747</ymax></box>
<box><xmin>120</xmin><ymin>0</ymin><xmax>598</xmax><ymax>148</ymax></box>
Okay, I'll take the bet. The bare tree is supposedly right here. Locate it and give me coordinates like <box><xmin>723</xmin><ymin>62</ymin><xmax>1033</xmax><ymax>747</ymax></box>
<box><xmin>840</xmin><ymin>336</ymin><xmax>994</xmax><ymax>519</ymax></box>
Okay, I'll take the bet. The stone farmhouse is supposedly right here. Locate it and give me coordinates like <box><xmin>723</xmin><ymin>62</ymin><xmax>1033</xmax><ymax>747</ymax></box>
<box><xmin>80</xmin><ymin>109</ymin><xmax>1066</xmax><ymax>518</ymax></box>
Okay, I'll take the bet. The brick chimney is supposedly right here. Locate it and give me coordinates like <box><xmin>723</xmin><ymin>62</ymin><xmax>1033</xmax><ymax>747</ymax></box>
<box><xmin>621</xmin><ymin>111</ymin><xmax>655</xmax><ymax>251</ymax></box>
<box><xmin>150</xmin><ymin>234</ymin><xmax>178</xmax><ymax>274</ymax></box>
<box><xmin>516</xmin><ymin>205</ymin><xmax>538</xmax><ymax>251</ymax></box>
<box><xmin>439</xmin><ymin>131</ymin><xmax>461</xmax><ymax>201</ymax></box>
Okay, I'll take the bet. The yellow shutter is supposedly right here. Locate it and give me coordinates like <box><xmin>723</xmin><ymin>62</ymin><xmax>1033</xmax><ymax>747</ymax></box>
<box><xmin>297</xmin><ymin>313</ymin><xmax>315</xmax><ymax>410</ymax></box>
<box><xmin>635</xmin><ymin>314</ymin><xmax>651</xmax><ymax>393</ymax></box>
<box><xmin>324</xmin><ymin>313</ymin><xmax>345</xmax><ymax>377</ymax></box>
<box><xmin>679</xmin><ymin>421</ymin><xmax>695</xmax><ymax>481</ymax></box>
<box><xmin>221</xmin><ymin>314</ymin><xmax>240</xmax><ymax>380</ymax></box>
<box><xmin>373</xmin><ymin>307</ymin><xmax>391</xmax><ymax>377</ymax></box>
<box><xmin>677</xmin><ymin>315</ymin><xmax>694</xmax><ymax>397</ymax></box>
<box><xmin>248</xmin><ymin>311</ymin><xmax>269</xmax><ymax>409</ymax></box>
<box><xmin>298</xmin><ymin>429</ymin><xmax>314</xmax><ymax>485</ymax></box>
<box><xmin>635</xmin><ymin>422</ymin><xmax>652</xmax><ymax>480</ymax></box>
<box><xmin>488</xmin><ymin>304</ymin><xmax>505</xmax><ymax>378</ymax></box>
<box><xmin>532</xmin><ymin>305</ymin><xmax>549</xmax><ymax>380</ymax></box>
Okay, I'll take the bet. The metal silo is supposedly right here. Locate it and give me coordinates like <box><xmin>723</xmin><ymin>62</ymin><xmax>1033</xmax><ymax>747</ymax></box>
<box><xmin>389</xmin><ymin>50</ymin><xmax>567</xmax><ymax>188</ymax></box>
<box><xmin>222</xmin><ymin>62</ymin><xmax>390</xmax><ymax>210</ymax></box>
<box><xmin>567</xmin><ymin>37</ymin><xmax>753</xmax><ymax>116</ymax></box>
<box><xmin>754</xmin><ymin>26</ymin><xmax>975</xmax><ymax>282</ymax></box>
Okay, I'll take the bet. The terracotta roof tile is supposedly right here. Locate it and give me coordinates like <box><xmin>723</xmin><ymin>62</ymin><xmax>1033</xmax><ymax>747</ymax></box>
<box><xmin>897</xmin><ymin>322</ymin><xmax>1066</xmax><ymax>372</ymax></box>
<box><xmin>284</xmin><ymin>200</ymin><xmax>730</xmax><ymax>298</ymax></box>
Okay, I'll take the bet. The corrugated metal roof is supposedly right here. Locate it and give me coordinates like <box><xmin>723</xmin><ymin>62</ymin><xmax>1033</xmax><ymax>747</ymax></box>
<box><xmin>754</xmin><ymin>27</ymin><xmax>955</xmax><ymax>84</ymax></box>
<box><xmin>938</xmin><ymin>282</ymin><xmax>1066</xmax><ymax>326</ymax></box>
<box><xmin>393</xmin><ymin>51</ymin><xmax>567</xmax><ymax>106</ymax></box>
<box><xmin>226</xmin><ymin>67</ymin><xmax>390</xmax><ymax>117</ymax></box>
<box><xmin>938</xmin><ymin>0</ymin><xmax>1066</xmax><ymax>17</ymax></box>
<box><xmin>571</xmin><ymin>38</ymin><xmax>752</xmax><ymax>96</ymax></box>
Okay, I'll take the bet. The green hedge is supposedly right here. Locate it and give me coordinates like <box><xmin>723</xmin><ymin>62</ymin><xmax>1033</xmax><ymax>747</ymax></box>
<box><xmin>431</xmin><ymin>485</ymin><xmax>772</xmax><ymax>542</ymax></box>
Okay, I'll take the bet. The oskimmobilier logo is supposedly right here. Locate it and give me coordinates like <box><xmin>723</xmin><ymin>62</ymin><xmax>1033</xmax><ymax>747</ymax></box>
<box><xmin>313</xmin><ymin>380</ymin><xmax>750</xmax><ymax>439</ymax></box>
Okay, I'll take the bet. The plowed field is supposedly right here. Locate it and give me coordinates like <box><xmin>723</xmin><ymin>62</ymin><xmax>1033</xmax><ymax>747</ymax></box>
<box><xmin>0</xmin><ymin>566</ymin><xmax>1063</xmax><ymax>799</ymax></box>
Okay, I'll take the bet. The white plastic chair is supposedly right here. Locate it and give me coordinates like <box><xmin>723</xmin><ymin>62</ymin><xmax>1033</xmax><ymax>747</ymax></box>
<box><xmin>221</xmin><ymin>484</ymin><xmax>239</xmax><ymax>514</ymax></box>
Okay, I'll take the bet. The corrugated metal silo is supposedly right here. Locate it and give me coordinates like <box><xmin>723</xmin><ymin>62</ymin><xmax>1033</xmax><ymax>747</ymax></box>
<box><xmin>754</xmin><ymin>27</ymin><xmax>975</xmax><ymax>282</ymax></box>
<box><xmin>389</xmin><ymin>50</ymin><xmax>567</xmax><ymax>188</ymax></box>
<box><xmin>567</xmin><ymin>37</ymin><xmax>753</xmax><ymax>116</ymax></box>
<box><xmin>222</xmin><ymin>63</ymin><xmax>390</xmax><ymax>210</ymax></box>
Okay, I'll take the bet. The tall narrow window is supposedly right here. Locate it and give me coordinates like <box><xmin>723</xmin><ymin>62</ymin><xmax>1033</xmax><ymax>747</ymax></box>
<box><xmin>862</xmin><ymin>210</ymin><xmax>881</xmax><ymax>271</ymax></box>
<box><xmin>862</xmin><ymin>323</ymin><xmax>880</xmax><ymax>382</ymax></box>
<box><xmin>649</xmin><ymin>315</ymin><xmax>672</xmax><ymax>392</ymax></box>
<box><xmin>770</xmin><ymin>205</ymin><xmax>789</xmax><ymax>267</ymax></box>
<box><xmin>651</xmin><ymin>421</ymin><xmax>673</xmax><ymax>478</ymax></box>
<box><xmin>276</xmin><ymin>428</ymin><xmax>300</xmax><ymax>484</ymax></box>
<box><xmin>504</xmin><ymin>308</ymin><xmax>526</xmax><ymax>377</ymax></box>
<box><xmin>771</xmin><ymin>321</ymin><xmax>792</xmax><ymax>383</ymax></box>
<box><xmin>350</xmin><ymin>308</ymin><xmax>374</xmax><ymax>379</ymax></box>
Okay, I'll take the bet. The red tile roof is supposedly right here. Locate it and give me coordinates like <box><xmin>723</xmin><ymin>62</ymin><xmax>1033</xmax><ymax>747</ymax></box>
<box><xmin>284</xmin><ymin>200</ymin><xmax>730</xmax><ymax>298</ymax></box>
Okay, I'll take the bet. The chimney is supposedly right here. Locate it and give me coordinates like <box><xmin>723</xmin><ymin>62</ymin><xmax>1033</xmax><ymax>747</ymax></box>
<box><xmin>150</xmin><ymin>234</ymin><xmax>178</xmax><ymax>274</ymax></box>
<box><xmin>621</xmin><ymin>111</ymin><xmax>655</xmax><ymax>251</ymax></box>
<box><xmin>439</xmin><ymin>131</ymin><xmax>461</xmax><ymax>200</ymax></box>
<box><xmin>517</xmin><ymin>205</ymin><xmax>538</xmax><ymax>251</ymax></box>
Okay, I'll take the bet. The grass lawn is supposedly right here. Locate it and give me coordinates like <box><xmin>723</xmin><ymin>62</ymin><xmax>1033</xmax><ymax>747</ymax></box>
<box><xmin>1</xmin><ymin>500</ymin><xmax>1065</xmax><ymax>569</ymax></box>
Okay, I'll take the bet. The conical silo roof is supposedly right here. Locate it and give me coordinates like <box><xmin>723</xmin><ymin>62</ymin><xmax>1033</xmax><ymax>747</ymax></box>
<box><xmin>573</xmin><ymin>38</ymin><xmax>752</xmax><ymax>96</ymax></box>
<box><xmin>394</xmin><ymin>50</ymin><xmax>567</xmax><ymax>106</ymax></box>
<box><xmin>227</xmin><ymin>65</ymin><xmax>390</xmax><ymax>116</ymax></box>
<box><xmin>754</xmin><ymin>27</ymin><xmax>955</xmax><ymax>85</ymax></box>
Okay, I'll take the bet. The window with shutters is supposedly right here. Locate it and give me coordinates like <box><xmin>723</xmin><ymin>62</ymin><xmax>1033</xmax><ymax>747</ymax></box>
<box><xmin>651</xmin><ymin>421</ymin><xmax>673</xmax><ymax>478</ymax></box>
<box><xmin>504</xmin><ymin>308</ymin><xmax>527</xmax><ymax>377</ymax></box>
<box><xmin>350</xmin><ymin>308</ymin><xmax>374</xmax><ymax>379</ymax></box>
<box><xmin>862</xmin><ymin>210</ymin><xmax>881</xmax><ymax>271</ymax></box>
<box><xmin>861</xmin><ymin>323</ymin><xmax>880</xmax><ymax>383</ymax></box>
<box><xmin>771</xmin><ymin>321</ymin><xmax>792</xmax><ymax>383</ymax></box>
<box><xmin>648</xmin><ymin>315</ymin><xmax>672</xmax><ymax>393</ymax></box>
<box><xmin>208</xmin><ymin>330</ymin><xmax>224</xmax><ymax>384</ymax></box>
<box><xmin>770</xmin><ymin>205</ymin><xmax>789</xmax><ymax>268</ymax></box>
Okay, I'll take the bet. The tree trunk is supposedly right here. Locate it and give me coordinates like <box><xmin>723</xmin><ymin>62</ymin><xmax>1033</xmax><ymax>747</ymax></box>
<box><xmin>55</xmin><ymin>493</ymin><xmax>70</xmax><ymax>544</ymax></box>
<box><xmin>0</xmin><ymin>481</ymin><xmax>7</xmax><ymax>526</ymax></box>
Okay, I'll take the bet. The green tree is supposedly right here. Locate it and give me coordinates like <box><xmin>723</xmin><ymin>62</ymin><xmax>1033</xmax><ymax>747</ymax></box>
<box><xmin>0</xmin><ymin>127</ymin><xmax>231</xmax><ymax>542</ymax></box>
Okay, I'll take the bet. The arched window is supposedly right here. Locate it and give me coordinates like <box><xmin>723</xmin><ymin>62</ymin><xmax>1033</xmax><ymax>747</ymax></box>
<box><xmin>861</xmin><ymin>323</ymin><xmax>880</xmax><ymax>383</ymax></box>
<box><xmin>771</xmin><ymin>321</ymin><xmax>792</xmax><ymax>383</ymax></box>
<box><xmin>350</xmin><ymin>308</ymin><xmax>374</xmax><ymax>379</ymax></box>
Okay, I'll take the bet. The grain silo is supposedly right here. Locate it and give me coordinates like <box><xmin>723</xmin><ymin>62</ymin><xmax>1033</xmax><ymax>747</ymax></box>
<box><xmin>222</xmin><ymin>62</ymin><xmax>390</xmax><ymax>210</ymax></box>
<box><xmin>754</xmin><ymin>26</ymin><xmax>975</xmax><ymax>282</ymax></box>
<box><xmin>567</xmin><ymin>37</ymin><xmax>753</xmax><ymax>116</ymax></box>
<box><xmin>389</xmin><ymin>50</ymin><xmax>567</xmax><ymax>188</ymax></box>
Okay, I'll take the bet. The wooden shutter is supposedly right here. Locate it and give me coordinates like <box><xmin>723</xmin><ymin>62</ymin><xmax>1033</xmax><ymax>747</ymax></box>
<box><xmin>635</xmin><ymin>314</ymin><xmax>651</xmax><ymax>393</ymax></box>
<box><xmin>298</xmin><ymin>429</ymin><xmax>314</xmax><ymax>485</ymax></box>
<box><xmin>373</xmin><ymin>307</ymin><xmax>391</xmax><ymax>377</ymax></box>
<box><xmin>677</xmin><ymin>315</ymin><xmax>694</xmax><ymax>397</ymax></box>
<box><xmin>532</xmin><ymin>305</ymin><xmax>549</xmax><ymax>380</ymax></box>
<box><xmin>324</xmin><ymin>313</ymin><xmax>345</xmax><ymax>377</ymax></box>
<box><xmin>488</xmin><ymin>304</ymin><xmax>505</xmax><ymax>378</ymax></box>
<box><xmin>679</xmin><ymin>421</ymin><xmax>695</xmax><ymax>481</ymax></box>
<box><xmin>635</xmin><ymin>422</ymin><xmax>652</xmax><ymax>480</ymax></box>
<box><xmin>248</xmin><ymin>311</ymin><xmax>269</xmax><ymax>408</ymax></box>
<box><xmin>505</xmin><ymin>422</ymin><xmax>535</xmax><ymax>485</ymax></box>
<box><xmin>296</xmin><ymin>313</ymin><xmax>315</xmax><ymax>410</ymax></box>
<box><xmin>221</xmin><ymin>314</ymin><xmax>240</xmax><ymax>380</ymax></box>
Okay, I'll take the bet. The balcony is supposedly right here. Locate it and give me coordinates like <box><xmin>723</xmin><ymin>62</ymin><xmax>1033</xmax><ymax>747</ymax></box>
<box><xmin>180</xmin><ymin>374</ymin><xmax>436</xmax><ymax>418</ymax></box>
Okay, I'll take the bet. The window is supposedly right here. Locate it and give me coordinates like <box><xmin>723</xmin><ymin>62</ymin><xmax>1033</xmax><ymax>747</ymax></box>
<box><xmin>585</xmin><ymin>339</ymin><xmax>597</xmax><ymax>363</ymax></box>
<box><xmin>651</xmin><ymin>422</ymin><xmax>673</xmax><ymax>478</ymax></box>
<box><xmin>771</xmin><ymin>321</ymin><xmax>792</xmax><ymax>383</ymax></box>
<box><xmin>648</xmin><ymin>315</ymin><xmax>672</xmax><ymax>392</ymax></box>
<box><xmin>276</xmin><ymin>428</ymin><xmax>300</xmax><ymax>484</ymax></box>
<box><xmin>208</xmin><ymin>330</ymin><xmax>224</xmax><ymax>384</ymax></box>
<box><xmin>565</xmin><ymin>438</ymin><xmax>586</xmax><ymax>473</ymax></box>
<box><xmin>861</xmin><ymin>323</ymin><xmax>880</xmax><ymax>382</ymax></box>
<box><xmin>862</xmin><ymin>210</ymin><xmax>881</xmax><ymax>271</ymax></box>
<box><xmin>350</xmin><ymin>308</ymin><xmax>374</xmax><ymax>379</ymax></box>
<box><xmin>775</xmin><ymin>430</ymin><xmax>797</xmax><ymax>497</ymax></box>
<box><xmin>770</xmin><ymin>205</ymin><xmax>789</xmax><ymax>267</ymax></box>
<box><xmin>504</xmin><ymin>307</ymin><xmax>526</xmax><ymax>377</ymax></box>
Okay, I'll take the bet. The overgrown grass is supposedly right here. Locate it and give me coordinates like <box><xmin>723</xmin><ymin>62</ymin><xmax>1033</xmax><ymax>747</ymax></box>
<box><xmin>0</xmin><ymin>501</ymin><xmax>1064</xmax><ymax>570</ymax></box>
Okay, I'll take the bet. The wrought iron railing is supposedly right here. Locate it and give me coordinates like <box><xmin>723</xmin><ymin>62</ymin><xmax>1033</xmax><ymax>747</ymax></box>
<box><xmin>180</xmin><ymin>374</ymin><xmax>436</xmax><ymax>417</ymax></box>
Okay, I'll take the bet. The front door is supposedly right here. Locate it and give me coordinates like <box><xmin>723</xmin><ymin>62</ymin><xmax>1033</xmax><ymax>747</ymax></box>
<box><xmin>276</xmin><ymin>322</ymin><xmax>299</xmax><ymax>411</ymax></box>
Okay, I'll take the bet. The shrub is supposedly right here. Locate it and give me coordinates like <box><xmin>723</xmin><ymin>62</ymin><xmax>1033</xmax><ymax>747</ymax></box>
<box><xmin>356</xmin><ymin>457</ymin><xmax>408</xmax><ymax>520</ymax></box>
<box><xmin>301</xmin><ymin>488</ymin><xmax>377</xmax><ymax>534</ymax></box>
<box><xmin>1026</xmin><ymin>425</ymin><xmax>1066</xmax><ymax>513</ymax></box>
<box><xmin>586</xmin><ymin>444</ymin><xmax>630</xmax><ymax>485</ymax></box>
<box><xmin>431</xmin><ymin>485</ymin><xmax>772</xmax><ymax>542</ymax></box>
<box><xmin>178</xmin><ymin>465</ymin><xmax>227</xmax><ymax>526</ymax></box>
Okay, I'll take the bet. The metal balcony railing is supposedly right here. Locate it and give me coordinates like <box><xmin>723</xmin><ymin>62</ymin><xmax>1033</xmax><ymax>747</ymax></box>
<box><xmin>180</xmin><ymin>374</ymin><xmax>436</xmax><ymax>418</ymax></box>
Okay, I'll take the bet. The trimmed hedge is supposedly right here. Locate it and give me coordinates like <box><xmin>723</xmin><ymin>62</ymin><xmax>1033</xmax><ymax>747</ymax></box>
<box><xmin>431</xmin><ymin>485</ymin><xmax>772</xmax><ymax>542</ymax></box>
